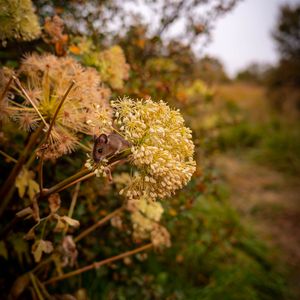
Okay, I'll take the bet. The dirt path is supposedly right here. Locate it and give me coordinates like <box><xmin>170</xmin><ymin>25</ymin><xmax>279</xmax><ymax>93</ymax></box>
<box><xmin>216</xmin><ymin>154</ymin><xmax>300</xmax><ymax>294</ymax></box>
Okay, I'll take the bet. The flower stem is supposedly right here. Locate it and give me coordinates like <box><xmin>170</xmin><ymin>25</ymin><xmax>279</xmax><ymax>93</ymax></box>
<box><xmin>0</xmin><ymin>124</ymin><xmax>44</xmax><ymax>217</ymax></box>
<box><xmin>13</xmin><ymin>76</ymin><xmax>49</xmax><ymax>128</ymax></box>
<box><xmin>44</xmin><ymin>243</ymin><xmax>153</xmax><ymax>285</ymax></box>
<box><xmin>74</xmin><ymin>207</ymin><xmax>124</xmax><ymax>242</ymax></box>
<box><xmin>41</xmin><ymin>168</ymin><xmax>92</xmax><ymax>199</ymax></box>
<box><xmin>41</xmin><ymin>148</ymin><xmax>132</xmax><ymax>199</ymax></box>
<box><xmin>38</xmin><ymin>80</ymin><xmax>75</xmax><ymax>194</ymax></box>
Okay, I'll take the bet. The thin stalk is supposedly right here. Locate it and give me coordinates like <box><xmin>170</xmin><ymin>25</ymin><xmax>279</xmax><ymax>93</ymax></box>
<box><xmin>44</xmin><ymin>243</ymin><xmax>153</xmax><ymax>285</ymax></box>
<box><xmin>0</xmin><ymin>150</ymin><xmax>17</xmax><ymax>163</ymax></box>
<box><xmin>68</xmin><ymin>182</ymin><xmax>81</xmax><ymax>218</ymax></box>
<box><xmin>29</xmin><ymin>273</ymin><xmax>44</xmax><ymax>300</ymax></box>
<box><xmin>13</xmin><ymin>76</ymin><xmax>48</xmax><ymax>128</ymax></box>
<box><xmin>0</xmin><ymin>76</ymin><xmax>13</xmax><ymax>101</ymax></box>
<box><xmin>41</xmin><ymin>168</ymin><xmax>91</xmax><ymax>199</ymax></box>
<box><xmin>54</xmin><ymin>172</ymin><xmax>94</xmax><ymax>194</ymax></box>
<box><xmin>75</xmin><ymin>207</ymin><xmax>124</xmax><ymax>242</ymax></box>
<box><xmin>38</xmin><ymin>80</ymin><xmax>75</xmax><ymax>194</ymax></box>
<box><xmin>0</xmin><ymin>124</ymin><xmax>44</xmax><ymax>217</ymax></box>
<box><xmin>35</xmin><ymin>277</ymin><xmax>52</xmax><ymax>300</ymax></box>
<box><xmin>41</xmin><ymin>149</ymin><xmax>131</xmax><ymax>199</ymax></box>
<box><xmin>31</xmin><ymin>257</ymin><xmax>53</xmax><ymax>274</ymax></box>
<box><xmin>62</xmin><ymin>182</ymin><xmax>81</xmax><ymax>235</ymax></box>
<box><xmin>74</xmin><ymin>140</ymin><xmax>92</xmax><ymax>152</ymax></box>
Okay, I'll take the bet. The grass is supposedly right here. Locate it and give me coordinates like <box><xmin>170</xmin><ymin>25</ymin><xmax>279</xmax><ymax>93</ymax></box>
<box><xmin>215</xmin><ymin>82</ymin><xmax>300</xmax><ymax>176</ymax></box>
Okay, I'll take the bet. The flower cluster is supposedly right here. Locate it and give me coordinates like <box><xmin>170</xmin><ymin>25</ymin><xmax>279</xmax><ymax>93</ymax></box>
<box><xmin>112</xmin><ymin>97</ymin><xmax>196</xmax><ymax>202</ymax></box>
<box><xmin>97</xmin><ymin>46</ymin><xmax>130</xmax><ymax>90</ymax></box>
<box><xmin>91</xmin><ymin>98</ymin><xmax>195</xmax><ymax>247</ymax></box>
<box><xmin>74</xmin><ymin>39</ymin><xmax>130</xmax><ymax>90</ymax></box>
<box><xmin>7</xmin><ymin>54</ymin><xmax>112</xmax><ymax>159</ymax></box>
<box><xmin>0</xmin><ymin>0</ymin><xmax>41</xmax><ymax>44</ymax></box>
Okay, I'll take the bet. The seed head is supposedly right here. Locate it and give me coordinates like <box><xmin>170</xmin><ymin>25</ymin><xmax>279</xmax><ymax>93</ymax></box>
<box><xmin>8</xmin><ymin>54</ymin><xmax>112</xmax><ymax>159</ymax></box>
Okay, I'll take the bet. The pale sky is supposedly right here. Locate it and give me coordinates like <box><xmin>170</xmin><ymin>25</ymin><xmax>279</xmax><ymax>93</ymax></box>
<box><xmin>204</xmin><ymin>0</ymin><xmax>300</xmax><ymax>77</ymax></box>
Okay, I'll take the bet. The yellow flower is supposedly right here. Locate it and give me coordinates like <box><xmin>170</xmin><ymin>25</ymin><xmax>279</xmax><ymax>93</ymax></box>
<box><xmin>111</xmin><ymin>97</ymin><xmax>196</xmax><ymax>201</ymax></box>
<box><xmin>89</xmin><ymin>97</ymin><xmax>195</xmax><ymax>248</ymax></box>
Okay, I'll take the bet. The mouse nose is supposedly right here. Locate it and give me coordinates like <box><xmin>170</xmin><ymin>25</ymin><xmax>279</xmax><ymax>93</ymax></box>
<box><xmin>93</xmin><ymin>156</ymin><xmax>100</xmax><ymax>163</ymax></box>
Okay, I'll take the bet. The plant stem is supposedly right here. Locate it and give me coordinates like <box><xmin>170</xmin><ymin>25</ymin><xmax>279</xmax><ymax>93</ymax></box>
<box><xmin>41</xmin><ymin>168</ymin><xmax>92</xmax><ymax>199</ymax></box>
<box><xmin>38</xmin><ymin>80</ymin><xmax>75</xmax><ymax>194</ymax></box>
<box><xmin>13</xmin><ymin>76</ymin><xmax>49</xmax><ymax>128</ymax></box>
<box><xmin>68</xmin><ymin>182</ymin><xmax>81</xmax><ymax>218</ymax></box>
<box><xmin>63</xmin><ymin>182</ymin><xmax>81</xmax><ymax>234</ymax></box>
<box><xmin>0</xmin><ymin>124</ymin><xmax>44</xmax><ymax>217</ymax></box>
<box><xmin>36</xmin><ymin>278</ymin><xmax>52</xmax><ymax>300</ymax></box>
<box><xmin>44</xmin><ymin>243</ymin><xmax>153</xmax><ymax>285</ymax></box>
<box><xmin>29</xmin><ymin>273</ymin><xmax>44</xmax><ymax>300</ymax></box>
<box><xmin>41</xmin><ymin>149</ymin><xmax>131</xmax><ymax>199</ymax></box>
<box><xmin>54</xmin><ymin>172</ymin><xmax>94</xmax><ymax>194</ymax></box>
<box><xmin>0</xmin><ymin>76</ymin><xmax>13</xmax><ymax>102</ymax></box>
<box><xmin>75</xmin><ymin>207</ymin><xmax>124</xmax><ymax>243</ymax></box>
<box><xmin>32</xmin><ymin>257</ymin><xmax>53</xmax><ymax>274</ymax></box>
<box><xmin>0</xmin><ymin>150</ymin><xmax>17</xmax><ymax>163</ymax></box>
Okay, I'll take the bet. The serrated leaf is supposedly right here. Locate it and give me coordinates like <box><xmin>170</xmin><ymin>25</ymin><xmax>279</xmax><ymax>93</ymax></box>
<box><xmin>32</xmin><ymin>240</ymin><xmax>53</xmax><ymax>263</ymax></box>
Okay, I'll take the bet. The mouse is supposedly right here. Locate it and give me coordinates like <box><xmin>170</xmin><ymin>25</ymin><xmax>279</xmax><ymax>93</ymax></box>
<box><xmin>92</xmin><ymin>133</ymin><xmax>131</xmax><ymax>163</ymax></box>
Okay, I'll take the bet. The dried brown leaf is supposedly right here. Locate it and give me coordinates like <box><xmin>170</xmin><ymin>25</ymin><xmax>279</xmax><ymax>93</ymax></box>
<box><xmin>24</xmin><ymin>227</ymin><xmax>35</xmax><ymax>240</ymax></box>
<box><xmin>32</xmin><ymin>239</ymin><xmax>53</xmax><ymax>263</ymax></box>
<box><xmin>48</xmin><ymin>193</ymin><xmax>61</xmax><ymax>213</ymax></box>
<box><xmin>9</xmin><ymin>274</ymin><xmax>30</xmax><ymax>300</ymax></box>
<box><xmin>16</xmin><ymin>207</ymin><xmax>33</xmax><ymax>219</ymax></box>
<box><xmin>61</xmin><ymin>216</ymin><xmax>80</xmax><ymax>228</ymax></box>
<box><xmin>54</xmin><ymin>218</ymin><xmax>66</xmax><ymax>232</ymax></box>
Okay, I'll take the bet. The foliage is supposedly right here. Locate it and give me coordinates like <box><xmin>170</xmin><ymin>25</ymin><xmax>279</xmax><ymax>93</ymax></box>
<box><xmin>252</xmin><ymin>120</ymin><xmax>300</xmax><ymax>176</ymax></box>
<box><xmin>272</xmin><ymin>4</ymin><xmax>300</xmax><ymax>60</ymax></box>
<box><xmin>0</xmin><ymin>1</ymin><xmax>294</xmax><ymax>299</ymax></box>
<box><xmin>267</xmin><ymin>4</ymin><xmax>300</xmax><ymax>114</ymax></box>
<box><xmin>0</xmin><ymin>0</ymin><xmax>41</xmax><ymax>44</ymax></box>
<box><xmin>235</xmin><ymin>63</ymin><xmax>270</xmax><ymax>85</ymax></box>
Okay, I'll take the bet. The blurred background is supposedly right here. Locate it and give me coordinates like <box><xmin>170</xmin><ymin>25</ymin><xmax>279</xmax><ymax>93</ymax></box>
<box><xmin>0</xmin><ymin>0</ymin><xmax>299</xmax><ymax>299</ymax></box>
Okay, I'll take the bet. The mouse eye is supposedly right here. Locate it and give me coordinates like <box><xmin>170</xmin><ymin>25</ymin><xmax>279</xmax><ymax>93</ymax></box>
<box><xmin>98</xmin><ymin>148</ymin><xmax>103</xmax><ymax>154</ymax></box>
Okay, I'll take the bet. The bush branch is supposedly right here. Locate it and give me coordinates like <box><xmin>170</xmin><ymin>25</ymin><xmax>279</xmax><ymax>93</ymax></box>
<box><xmin>75</xmin><ymin>207</ymin><xmax>124</xmax><ymax>242</ymax></box>
<box><xmin>44</xmin><ymin>243</ymin><xmax>153</xmax><ymax>285</ymax></box>
<box><xmin>0</xmin><ymin>124</ymin><xmax>44</xmax><ymax>217</ymax></box>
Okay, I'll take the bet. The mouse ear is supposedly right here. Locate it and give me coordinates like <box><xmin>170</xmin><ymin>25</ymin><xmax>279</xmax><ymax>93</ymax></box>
<box><xmin>99</xmin><ymin>134</ymin><xmax>108</xmax><ymax>144</ymax></box>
